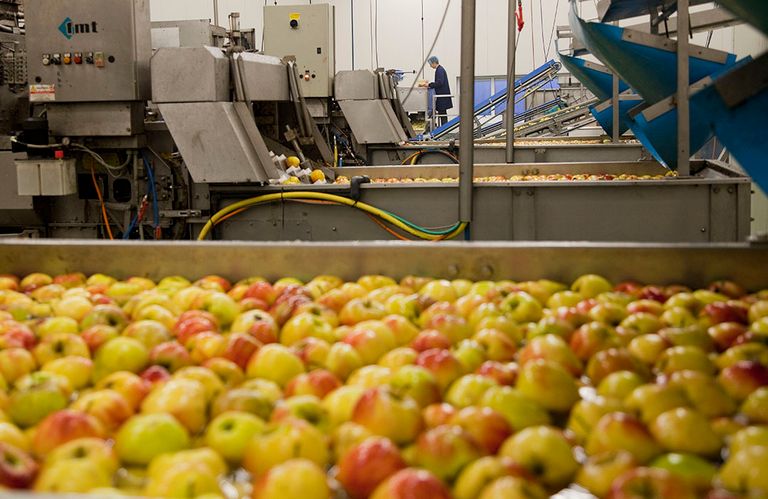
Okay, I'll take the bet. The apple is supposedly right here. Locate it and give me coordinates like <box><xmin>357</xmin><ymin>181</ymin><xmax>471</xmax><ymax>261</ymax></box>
<box><xmin>378</xmin><ymin>347</ymin><xmax>419</xmax><ymax>369</ymax></box>
<box><xmin>472</xmin><ymin>328</ymin><xmax>517</xmax><ymax>362</ymax></box>
<box><xmin>121</xmin><ymin>319</ymin><xmax>171</xmax><ymax>350</ymax></box>
<box><xmin>70</xmin><ymin>389</ymin><xmax>133</xmax><ymax>433</ymax></box>
<box><xmin>337</xmin><ymin>437</ymin><xmax>406</xmax><ymax>498</ymax></box>
<box><xmin>528</xmin><ymin>316</ymin><xmax>575</xmax><ymax>342</ymax></box>
<box><xmin>281</xmin><ymin>312</ymin><xmax>336</xmax><ymax>346</ymax></box>
<box><xmin>668</xmin><ymin>370</ymin><xmax>736</xmax><ymax>418</ymax></box>
<box><xmin>741</xmin><ymin>387</ymin><xmax>768</xmax><ymax>423</ymax></box>
<box><xmin>422</xmin><ymin>313</ymin><xmax>473</xmax><ymax>344</ymax></box>
<box><xmin>147</xmin><ymin>341</ymin><xmax>191</xmax><ymax>372</ymax></box>
<box><xmin>650</xmin><ymin>452</ymin><xmax>717</xmax><ymax>492</ymax></box>
<box><xmin>0</xmin><ymin>442</ymin><xmax>38</xmax><ymax>488</ymax></box>
<box><xmin>30</xmin><ymin>283</ymin><xmax>65</xmax><ymax>303</ymax></box>
<box><xmin>410</xmin><ymin>424</ymin><xmax>483</xmax><ymax>481</ymax></box>
<box><xmin>243</xmin><ymin>418</ymin><xmax>330</xmax><ymax>477</ymax></box>
<box><xmin>716</xmin><ymin>343</ymin><xmax>768</xmax><ymax>369</ymax></box>
<box><xmin>475</xmin><ymin>361</ymin><xmax>517</xmax><ymax>386</ymax></box>
<box><xmin>498</xmin><ymin>291</ymin><xmax>543</xmax><ymax>323</ymax></box>
<box><xmin>0</xmin><ymin>422</ymin><xmax>28</xmax><ymax>451</ymax></box>
<box><xmin>285</xmin><ymin>369</ymin><xmax>341</xmax><ymax>399</ymax></box>
<box><xmin>204</xmin><ymin>411</ymin><xmax>265</xmax><ymax>464</ymax></box>
<box><xmin>184</xmin><ymin>331</ymin><xmax>226</xmax><ymax>364</ymax></box>
<box><xmin>380</xmin><ymin>314</ymin><xmax>420</xmax><ymax>346</ymax></box>
<box><xmin>659</xmin><ymin>325</ymin><xmax>715</xmax><ymax>351</ymax></box>
<box><xmin>174</xmin><ymin>314</ymin><xmax>218</xmax><ymax>345</ymax></box>
<box><xmin>80</xmin><ymin>325</ymin><xmax>119</xmax><ymax>353</ymax></box>
<box><xmin>586</xmin><ymin>347</ymin><xmax>647</xmax><ymax>385</ymax></box>
<box><xmin>246</xmin><ymin>343</ymin><xmax>305</xmax><ymax>387</ymax></box>
<box><xmin>114</xmin><ymin>413</ymin><xmax>190</xmax><ymax>465</ymax></box>
<box><xmin>423</xmin><ymin>403</ymin><xmax>458</xmax><ymax>429</ymax></box>
<box><xmin>140</xmin><ymin>378</ymin><xmax>208</xmax><ymax>433</ymax></box>
<box><xmin>649</xmin><ymin>407</ymin><xmax>722</xmax><ymax>457</ymax></box>
<box><xmin>271</xmin><ymin>394</ymin><xmax>330</xmax><ymax>431</ymax></box>
<box><xmin>343</xmin><ymin>326</ymin><xmax>397</xmax><ymax>365</ymax></box>
<box><xmin>41</xmin><ymin>355</ymin><xmax>93</xmax><ymax>390</ymax></box>
<box><xmin>252</xmin><ymin>458</ymin><xmax>329</xmax><ymax>499</ymax></box>
<box><xmin>575</xmin><ymin>450</ymin><xmax>637</xmax><ymax>497</ymax></box>
<box><xmin>728</xmin><ymin>425</ymin><xmax>768</xmax><ymax>455</ymax></box>
<box><xmin>627</xmin><ymin>299</ymin><xmax>665</xmax><ymax>316</ymax></box>
<box><xmin>80</xmin><ymin>304</ymin><xmax>128</xmax><ymax>332</ymax></box>
<box><xmin>410</xmin><ymin>330</ymin><xmax>451</xmax><ymax>352</ymax></box>
<box><xmin>585</xmin><ymin>412</ymin><xmax>662</xmax><ymax>464</ymax></box>
<box><xmin>624</xmin><ymin>383</ymin><xmax>691</xmax><ymax>424</ymax></box>
<box><xmin>44</xmin><ymin>437</ymin><xmax>118</xmax><ymax>475</ymax></box>
<box><xmin>718</xmin><ymin>360</ymin><xmax>768</xmax><ymax>401</ymax></box>
<box><xmin>480</xmin><ymin>386</ymin><xmax>550</xmax><ymax>431</ymax></box>
<box><xmin>31</xmin><ymin>409</ymin><xmax>104</xmax><ymax>457</ymax></box>
<box><xmin>143</xmin><ymin>460</ymin><xmax>221</xmax><ymax>498</ymax></box>
<box><xmin>351</xmin><ymin>388</ymin><xmax>422</xmax><ymax>445</ymax></box>
<box><xmin>331</xmin><ymin>421</ymin><xmax>374</xmax><ymax>461</ymax></box>
<box><xmin>718</xmin><ymin>445</ymin><xmax>768</xmax><ymax>493</ymax></box>
<box><xmin>499</xmin><ymin>425</ymin><xmax>578</xmax><ymax>489</ymax></box>
<box><xmin>369</xmin><ymin>468</ymin><xmax>452</xmax><ymax>499</ymax></box>
<box><xmin>347</xmin><ymin>365</ymin><xmax>392</xmax><ymax>389</ymax></box>
<box><xmin>415</xmin><ymin>348</ymin><xmax>465</xmax><ymax>392</ymax></box>
<box><xmin>700</xmin><ymin>301</ymin><xmax>749</xmax><ymax>327</ymax></box>
<box><xmin>211</xmin><ymin>387</ymin><xmax>274</xmax><ymax>420</ymax></box>
<box><xmin>324</xmin><ymin>342</ymin><xmax>364</xmax><ymax>380</ymax></box>
<box><xmin>452</xmin><ymin>339</ymin><xmax>487</xmax><ymax>373</ymax></box>
<box><xmin>7</xmin><ymin>375</ymin><xmax>68</xmax><ymax>427</ymax></box>
<box><xmin>339</xmin><ymin>298</ymin><xmax>387</xmax><ymax>326</ymax></box>
<box><xmin>387</xmin><ymin>365</ymin><xmax>441</xmax><ymax>408</ymax></box>
<box><xmin>35</xmin><ymin>316</ymin><xmax>78</xmax><ymax>338</ymax></box>
<box><xmin>95</xmin><ymin>371</ymin><xmax>150</xmax><ymax>410</ymax></box>
<box><xmin>628</xmin><ymin>334</ymin><xmax>670</xmax><ymax>365</ymax></box>
<box><xmin>708</xmin><ymin>322</ymin><xmax>748</xmax><ymax>352</ymax></box>
<box><xmin>33</xmin><ymin>332</ymin><xmax>90</xmax><ymax>366</ymax></box>
<box><xmin>570</xmin><ymin>321</ymin><xmax>621</xmax><ymax>360</ymax></box>
<box><xmin>655</xmin><ymin>345</ymin><xmax>715</xmax><ymax>376</ymax></box>
<box><xmin>92</xmin><ymin>337</ymin><xmax>149</xmax><ymax>382</ymax></box>
<box><xmin>0</xmin><ymin>348</ymin><xmax>36</xmax><ymax>384</ymax></box>
<box><xmin>292</xmin><ymin>337</ymin><xmax>332</xmax><ymax>369</ymax></box>
<box><xmin>546</xmin><ymin>290</ymin><xmax>584</xmax><ymax>309</ymax></box>
<box><xmin>597</xmin><ymin>370</ymin><xmax>646</xmax><ymax>400</ymax></box>
<box><xmin>202</xmin><ymin>357</ymin><xmax>245</xmax><ymax>387</ymax></box>
<box><xmin>444</xmin><ymin>374</ymin><xmax>498</xmax><ymax>408</ymax></box>
<box><xmin>571</xmin><ymin>274</ymin><xmax>613</xmax><ymax>298</ymax></box>
<box><xmin>450</xmin><ymin>406</ymin><xmax>512</xmax><ymax>454</ymax></box>
<box><xmin>33</xmin><ymin>456</ymin><xmax>112</xmax><ymax>493</ymax></box>
<box><xmin>321</xmin><ymin>385</ymin><xmax>365</xmax><ymax>429</ymax></box>
<box><xmin>609</xmin><ymin>466</ymin><xmax>697</xmax><ymax>499</ymax></box>
<box><xmin>453</xmin><ymin>456</ymin><xmax>535</xmax><ymax>499</ymax></box>
<box><xmin>477</xmin><ymin>476</ymin><xmax>548</xmax><ymax>499</ymax></box>
<box><xmin>517</xmin><ymin>359</ymin><xmax>580</xmax><ymax>412</ymax></box>
<box><xmin>566</xmin><ymin>396</ymin><xmax>626</xmax><ymax>444</ymax></box>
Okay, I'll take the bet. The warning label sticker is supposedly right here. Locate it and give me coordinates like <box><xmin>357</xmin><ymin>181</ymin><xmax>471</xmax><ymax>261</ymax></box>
<box><xmin>30</xmin><ymin>84</ymin><xmax>55</xmax><ymax>102</ymax></box>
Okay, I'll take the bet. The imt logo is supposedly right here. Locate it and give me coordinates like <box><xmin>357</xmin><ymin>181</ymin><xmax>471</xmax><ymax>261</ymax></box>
<box><xmin>58</xmin><ymin>17</ymin><xmax>98</xmax><ymax>39</ymax></box>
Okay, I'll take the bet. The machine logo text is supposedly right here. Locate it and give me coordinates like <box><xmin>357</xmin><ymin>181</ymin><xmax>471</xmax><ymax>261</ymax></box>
<box><xmin>58</xmin><ymin>17</ymin><xmax>98</xmax><ymax>39</ymax></box>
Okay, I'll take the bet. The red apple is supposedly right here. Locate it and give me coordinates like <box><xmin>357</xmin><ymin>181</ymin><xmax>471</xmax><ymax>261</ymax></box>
<box><xmin>718</xmin><ymin>360</ymin><xmax>768</xmax><ymax>400</ymax></box>
<box><xmin>411</xmin><ymin>330</ymin><xmax>452</xmax><ymax>352</ymax></box>
<box><xmin>415</xmin><ymin>348</ymin><xmax>465</xmax><ymax>392</ymax></box>
<box><xmin>351</xmin><ymin>388</ymin><xmax>422</xmax><ymax>445</ymax></box>
<box><xmin>140</xmin><ymin>365</ymin><xmax>171</xmax><ymax>385</ymax></box>
<box><xmin>570</xmin><ymin>322</ymin><xmax>621</xmax><ymax>360</ymax></box>
<box><xmin>708</xmin><ymin>322</ymin><xmax>748</xmax><ymax>352</ymax></box>
<box><xmin>369</xmin><ymin>468</ymin><xmax>451</xmax><ymax>499</ymax></box>
<box><xmin>0</xmin><ymin>442</ymin><xmax>38</xmax><ymax>488</ymax></box>
<box><xmin>411</xmin><ymin>425</ymin><xmax>483</xmax><ymax>481</ymax></box>
<box><xmin>450</xmin><ymin>406</ymin><xmax>512</xmax><ymax>454</ymax></box>
<box><xmin>70</xmin><ymin>389</ymin><xmax>133</xmax><ymax>434</ymax></box>
<box><xmin>475</xmin><ymin>361</ymin><xmax>517</xmax><ymax>386</ymax></box>
<box><xmin>700</xmin><ymin>301</ymin><xmax>749</xmax><ymax>326</ymax></box>
<box><xmin>149</xmin><ymin>341</ymin><xmax>192</xmax><ymax>372</ymax></box>
<box><xmin>31</xmin><ymin>409</ymin><xmax>105</xmax><ymax>457</ymax></box>
<box><xmin>423</xmin><ymin>403</ymin><xmax>458</xmax><ymax>429</ymax></box>
<box><xmin>336</xmin><ymin>437</ymin><xmax>407</xmax><ymax>498</ymax></box>
<box><xmin>608</xmin><ymin>466</ymin><xmax>696</xmax><ymax>499</ymax></box>
<box><xmin>80</xmin><ymin>324</ymin><xmax>119</xmax><ymax>353</ymax></box>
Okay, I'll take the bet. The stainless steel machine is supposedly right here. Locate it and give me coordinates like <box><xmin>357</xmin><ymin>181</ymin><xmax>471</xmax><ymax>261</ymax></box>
<box><xmin>0</xmin><ymin>0</ymin><xmax>753</xmax><ymax>244</ymax></box>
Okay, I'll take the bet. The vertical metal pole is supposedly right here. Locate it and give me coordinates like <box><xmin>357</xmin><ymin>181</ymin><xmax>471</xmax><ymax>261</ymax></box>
<box><xmin>505</xmin><ymin>0</ymin><xmax>516</xmax><ymax>163</ymax></box>
<box><xmin>351</xmin><ymin>0</ymin><xmax>355</xmax><ymax>70</ymax></box>
<box><xmin>213</xmin><ymin>0</ymin><xmax>219</xmax><ymax>27</ymax></box>
<box><xmin>677</xmin><ymin>0</ymin><xmax>690</xmax><ymax>176</ymax></box>
<box><xmin>459</xmin><ymin>0</ymin><xmax>476</xmax><ymax>223</ymax></box>
<box><xmin>612</xmin><ymin>72</ymin><xmax>620</xmax><ymax>143</ymax></box>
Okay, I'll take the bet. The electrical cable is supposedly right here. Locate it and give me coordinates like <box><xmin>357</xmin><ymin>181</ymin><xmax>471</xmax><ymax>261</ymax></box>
<box><xmin>89</xmin><ymin>167</ymin><xmax>114</xmax><ymax>240</ymax></box>
<box><xmin>197</xmin><ymin>191</ymin><xmax>467</xmax><ymax>241</ymax></box>
<box><xmin>140</xmin><ymin>151</ymin><xmax>161</xmax><ymax>239</ymax></box>
<box><xmin>402</xmin><ymin>0</ymin><xmax>453</xmax><ymax>104</ymax></box>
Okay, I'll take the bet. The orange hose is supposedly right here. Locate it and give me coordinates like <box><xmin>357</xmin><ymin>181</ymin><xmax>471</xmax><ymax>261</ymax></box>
<box><xmin>90</xmin><ymin>168</ymin><xmax>114</xmax><ymax>240</ymax></box>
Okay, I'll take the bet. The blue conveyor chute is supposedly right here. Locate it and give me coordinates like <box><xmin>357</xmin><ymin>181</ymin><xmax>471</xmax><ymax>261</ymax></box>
<box><xmin>431</xmin><ymin>59</ymin><xmax>562</xmax><ymax>140</ymax></box>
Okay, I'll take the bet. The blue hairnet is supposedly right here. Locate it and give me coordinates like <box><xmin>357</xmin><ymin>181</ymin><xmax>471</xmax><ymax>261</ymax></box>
<box><xmin>428</xmin><ymin>56</ymin><xmax>439</xmax><ymax>65</ymax></box>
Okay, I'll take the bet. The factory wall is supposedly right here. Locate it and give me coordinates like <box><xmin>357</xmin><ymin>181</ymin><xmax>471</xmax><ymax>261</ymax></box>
<box><xmin>149</xmin><ymin>0</ymin><xmax>766</xmax><ymax>87</ymax></box>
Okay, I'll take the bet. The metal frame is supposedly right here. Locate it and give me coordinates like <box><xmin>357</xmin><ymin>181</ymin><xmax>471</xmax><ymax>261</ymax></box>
<box><xmin>0</xmin><ymin>240</ymin><xmax>765</xmax><ymax>289</ymax></box>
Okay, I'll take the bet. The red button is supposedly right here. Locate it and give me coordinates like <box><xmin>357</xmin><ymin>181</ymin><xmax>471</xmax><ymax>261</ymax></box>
<box><xmin>54</xmin><ymin>150</ymin><xmax>65</xmax><ymax>159</ymax></box>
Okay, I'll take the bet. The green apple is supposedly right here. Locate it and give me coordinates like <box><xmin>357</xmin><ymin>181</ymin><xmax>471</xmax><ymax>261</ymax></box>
<box><xmin>585</xmin><ymin>412</ymin><xmax>662</xmax><ymax>464</ymax></box>
<box><xmin>498</xmin><ymin>292</ymin><xmax>543</xmax><ymax>323</ymax></box>
<box><xmin>477</xmin><ymin>476</ymin><xmax>547</xmax><ymax>499</ymax></box>
<box><xmin>518</xmin><ymin>334</ymin><xmax>583</xmax><ymax>376</ymax></box>
<box><xmin>741</xmin><ymin>387</ymin><xmax>768</xmax><ymax>423</ymax></box>
<box><xmin>575</xmin><ymin>450</ymin><xmax>637</xmax><ymax>497</ymax></box>
<box><xmin>378</xmin><ymin>347</ymin><xmax>419</xmax><ymax>369</ymax></box>
<box><xmin>143</xmin><ymin>461</ymin><xmax>221</xmax><ymax>498</ymax></box>
<box><xmin>33</xmin><ymin>458</ymin><xmax>112</xmax><ymax>493</ymax></box>
<box><xmin>650</xmin><ymin>452</ymin><xmax>717</xmax><ymax>491</ymax></box>
<box><xmin>650</xmin><ymin>407</ymin><xmax>722</xmax><ymax>457</ymax></box>
<box><xmin>44</xmin><ymin>437</ymin><xmax>119</xmax><ymax>475</ymax></box>
<box><xmin>243</xmin><ymin>419</ymin><xmax>330</xmax><ymax>477</ymax></box>
<box><xmin>444</xmin><ymin>374</ymin><xmax>498</xmax><ymax>409</ymax></box>
<box><xmin>8</xmin><ymin>375</ymin><xmax>68</xmax><ymax>428</ymax></box>
<box><xmin>566</xmin><ymin>396</ymin><xmax>626</xmax><ymax>444</ymax></box>
<box><xmin>571</xmin><ymin>274</ymin><xmax>613</xmax><ymax>298</ymax></box>
<box><xmin>624</xmin><ymin>383</ymin><xmax>691</xmax><ymax>424</ymax></box>
<box><xmin>728</xmin><ymin>425</ymin><xmax>768</xmax><ymax>456</ymax></box>
<box><xmin>597</xmin><ymin>370</ymin><xmax>646</xmax><ymax>400</ymax></box>
<box><xmin>628</xmin><ymin>334</ymin><xmax>669</xmax><ymax>365</ymax></box>
<box><xmin>452</xmin><ymin>339</ymin><xmax>487</xmax><ymax>373</ymax></box>
<box><xmin>655</xmin><ymin>345</ymin><xmax>715</xmax><ymax>375</ymax></box>
<box><xmin>252</xmin><ymin>458</ymin><xmax>330</xmax><ymax>499</ymax></box>
<box><xmin>411</xmin><ymin>424</ymin><xmax>482</xmax><ymax>482</ymax></box>
<box><xmin>147</xmin><ymin>447</ymin><xmax>226</xmax><ymax>479</ymax></box>
<box><xmin>668</xmin><ymin>370</ymin><xmax>736</xmax><ymax>418</ymax></box>
<box><xmin>211</xmin><ymin>387</ymin><xmax>274</xmax><ymax>421</ymax></box>
<box><xmin>114</xmin><ymin>413</ymin><xmax>190</xmax><ymax>466</ymax></box>
<box><xmin>141</xmin><ymin>378</ymin><xmax>208</xmax><ymax>433</ymax></box>
<box><xmin>347</xmin><ymin>365</ymin><xmax>392</xmax><ymax>389</ymax></box>
<box><xmin>280</xmin><ymin>312</ymin><xmax>336</xmax><ymax>346</ymax></box>
<box><xmin>93</xmin><ymin>337</ymin><xmax>149</xmax><ymax>382</ymax></box>
<box><xmin>271</xmin><ymin>394</ymin><xmax>330</xmax><ymax>431</ymax></box>
<box><xmin>246</xmin><ymin>343</ymin><xmax>305</xmax><ymax>387</ymax></box>
<box><xmin>499</xmin><ymin>426</ymin><xmax>578</xmax><ymax>489</ymax></box>
<box><xmin>41</xmin><ymin>356</ymin><xmax>93</xmax><ymax>390</ymax></box>
<box><xmin>173</xmin><ymin>365</ymin><xmax>225</xmax><ymax>402</ymax></box>
<box><xmin>204</xmin><ymin>411</ymin><xmax>265</xmax><ymax>464</ymax></box>
<box><xmin>388</xmin><ymin>365</ymin><xmax>441</xmax><ymax>408</ymax></box>
<box><xmin>718</xmin><ymin>446</ymin><xmax>768</xmax><ymax>493</ymax></box>
<box><xmin>516</xmin><ymin>359</ymin><xmax>580</xmax><ymax>412</ymax></box>
<box><xmin>480</xmin><ymin>386</ymin><xmax>551</xmax><ymax>431</ymax></box>
<box><xmin>453</xmin><ymin>456</ymin><xmax>521</xmax><ymax>499</ymax></box>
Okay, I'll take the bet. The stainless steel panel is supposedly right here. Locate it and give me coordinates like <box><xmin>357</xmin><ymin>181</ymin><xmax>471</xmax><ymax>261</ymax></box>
<box><xmin>26</xmin><ymin>0</ymin><xmax>151</xmax><ymax>102</ymax></box>
<box><xmin>151</xmin><ymin>20</ymin><xmax>227</xmax><ymax>49</ymax></box>
<box><xmin>0</xmin><ymin>240</ymin><xmax>765</xmax><ymax>290</ymax></box>
<box><xmin>46</xmin><ymin>102</ymin><xmax>144</xmax><ymax>136</ymax></box>
<box><xmin>338</xmin><ymin>100</ymin><xmax>409</xmax><ymax>144</ymax></box>
<box><xmin>335</xmin><ymin>70</ymin><xmax>379</xmax><ymax>101</ymax></box>
<box><xmin>158</xmin><ymin>102</ymin><xmax>271</xmax><ymax>183</ymax></box>
<box><xmin>263</xmin><ymin>4</ymin><xmax>335</xmax><ymax>98</ymax></box>
<box><xmin>151</xmin><ymin>46</ymin><xmax>229</xmax><ymax>103</ymax></box>
<box><xmin>237</xmin><ymin>53</ymin><xmax>290</xmax><ymax>102</ymax></box>
<box><xmin>0</xmin><ymin>152</ymin><xmax>33</xmax><ymax>209</ymax></box>
<box><xmin>397</xmin><ymin>87</ymin><xmax>429</xmax><ymax>114</ymax></box>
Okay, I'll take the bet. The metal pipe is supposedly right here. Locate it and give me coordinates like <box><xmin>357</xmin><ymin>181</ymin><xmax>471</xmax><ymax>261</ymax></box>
<box><xmin>213</xmin><ymin>0</ymin><xmax>219</xmax><ymax>27</ymax></box>
<box><xmin>459</xmin><ymin>0</ymin><xmax>476</xmax><ymax>224</ymax></box>
<box><xmin>351</xmin><ymin>0</ymin><xmax>355</xmax><ymax>70</ymax></box>
<box><xmin>505</xmin><ymin>0</ymin><xmax>516</xmax><ymax>163</ymax></box>
<box><xmin>612</xmin><ymin>72</ymin><xmax>620</xmax><ymax>143</ymax></box>
<box><xmin>677</xmin><ymin>0</ymin><xmax>690</xmax><ymax>176</ymax></box>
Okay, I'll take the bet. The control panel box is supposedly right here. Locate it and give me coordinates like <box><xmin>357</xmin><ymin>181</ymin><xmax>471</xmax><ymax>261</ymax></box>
<box><xmin>263</xmin><ymin>4</ymin><xmax>335</xmax><ymax>98</ymax></box>
<box><xmin>25</xmin><ymin>0</ymin><xmax>151</xmax><ymax>103</ymax></box>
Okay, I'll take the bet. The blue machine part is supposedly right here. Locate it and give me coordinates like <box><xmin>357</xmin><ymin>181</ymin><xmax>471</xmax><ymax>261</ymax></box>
<box><xmin>431</xmin><ymin>59</ymin><xmax>561</xmax><ymax>139</ymax></box>
<box><xmin>691</xmin><ymin>54</ymin><xmax>768</xmax><ymax>191</ymax></box>
<box><xmin>590</xmin><ymin>97</ymin><xmax>642</xmax><ymax>137</ymax></box>
<box><xmin>570</xmin><ymin>7</ymin><xmax>738</xmax><ymax>104</ymax></box>
<box><xmin>559</xmin><ymin>53</ymin><xmax>630</xmax><ymax>101</ymax></box>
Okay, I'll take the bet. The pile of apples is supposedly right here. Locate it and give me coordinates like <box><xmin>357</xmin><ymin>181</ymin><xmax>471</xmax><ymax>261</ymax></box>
<box><xmin>0</xmin><ymin>271</ymin><xmax>767</xmax><ymax>498</ymax></box>
<box><xmin>332</xmin><ymin>173</ymin><xmax>672</xmax><ymax>185</ymax></box>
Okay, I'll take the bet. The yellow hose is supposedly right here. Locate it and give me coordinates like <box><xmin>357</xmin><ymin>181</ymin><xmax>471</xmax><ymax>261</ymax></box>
<box><xmin>197</xmin><ymin>191</ymin><xmax>467</xmax><ymax>241</ymax></box>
